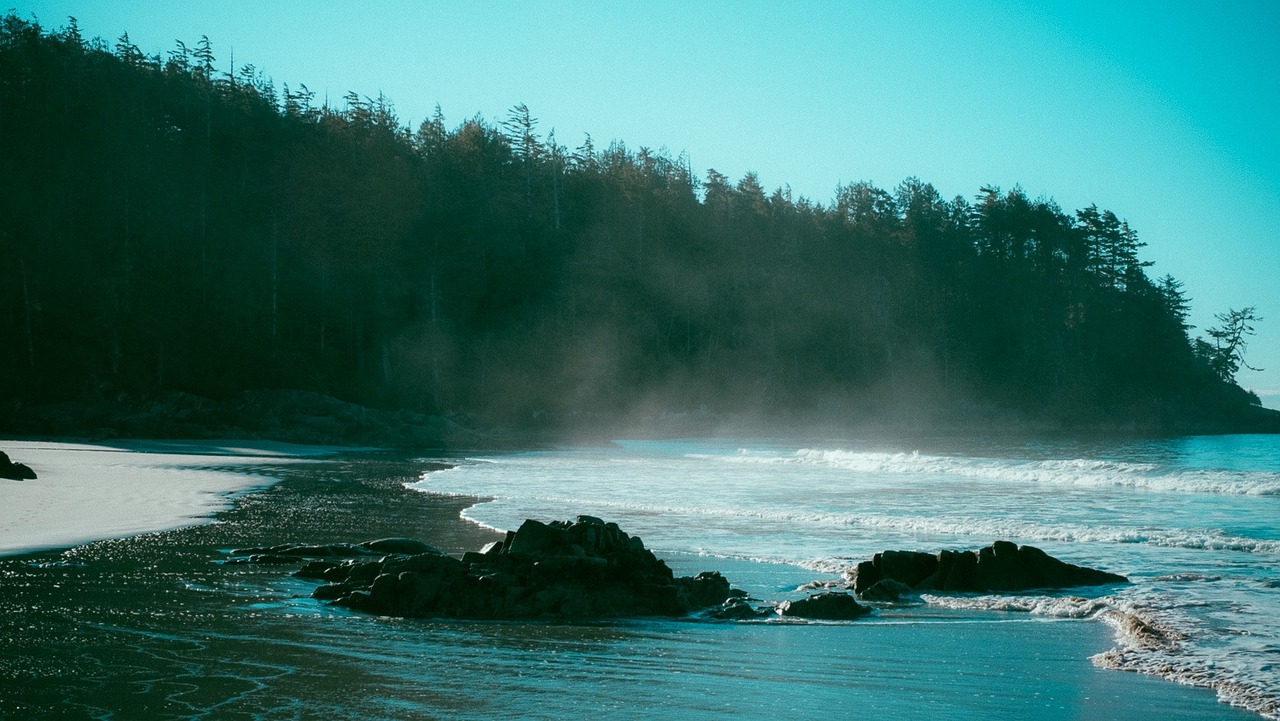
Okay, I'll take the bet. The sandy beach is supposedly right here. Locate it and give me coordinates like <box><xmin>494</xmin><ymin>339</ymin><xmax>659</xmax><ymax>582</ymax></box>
<box><xmin>0</xmin><ymin>440</ymin><xmax>346</xmax><ymax>556</ymax></box>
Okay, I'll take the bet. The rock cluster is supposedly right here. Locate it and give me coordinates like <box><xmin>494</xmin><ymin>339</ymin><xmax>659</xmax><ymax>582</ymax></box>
<box><xmin>847</xmin><ymin>541</ymin><xmax>1127</xmax><ymax>598</ymax></box>
<box><xmin>777</xmin><ymin>591</ymin><xmax>871</xmax><ymax>620</ymax></box>
<box><xmin>257</xmin><ymin>516</ymin><xmax>744</xmax><ymax>620</ymax></box>
<box><xmin>225</xmin><ymin>537</ymin><xmax>441</xmax><ymax>565</ymax></box>
<box><xmin>0</xmin><ymin>451</ymin><xmax>36</xmax><ymax>481</ymax></box>
<box><xmin>230</xmin><ymin>528</ymin><xmax>1120</xmax><ymax>623</ymax></box>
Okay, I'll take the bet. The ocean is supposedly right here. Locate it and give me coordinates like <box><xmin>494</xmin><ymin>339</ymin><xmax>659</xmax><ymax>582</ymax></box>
<box><xmin>410</xmin><ymin>435</ymin><xmax>1280</xmax><ymax>719</ymax></box>
<box><xmin>1</xmin><ymin>435</ymin><xmax>1275</xmax><ymax>719</ymax></box>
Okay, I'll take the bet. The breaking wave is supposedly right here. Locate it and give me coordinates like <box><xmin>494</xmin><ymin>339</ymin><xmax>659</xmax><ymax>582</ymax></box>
<box><xmin>717</xmin><ymin>448</ymin><xmax>1280</xmax><ymax>496</ymax></box>
<box><xmin>923</xmin><ymin>592</ymin><xmax>1279</xmax><ymax>719</ymax></box>
<box><xmin>422</xmin><ymin>481</ymin><xmax>1280</xmax><ymax>556</ymax></box>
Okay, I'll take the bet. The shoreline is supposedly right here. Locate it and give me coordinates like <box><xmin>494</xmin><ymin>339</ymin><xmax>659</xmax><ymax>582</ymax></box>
<box><xmin>0</xmin><ymin>438</ymin><xmax>363</xmax><ymax>558</ymax></box>
<box><xmin>0</xmin><ymin>439</ymin><xmax>1264</xmax><ymax>720</ymax></box>
<box><xmin>0</xmin><ymin>436</ymin><xmax>505</xmax><ymax>561</ymax></box>
<box><xmin>4</xmin><ymin>388</ymin><xmax>1277</xmax><ymax>459</ymax></box>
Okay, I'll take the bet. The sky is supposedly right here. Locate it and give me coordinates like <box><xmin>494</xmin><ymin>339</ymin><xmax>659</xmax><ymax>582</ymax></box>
<box><xmin>15</xmin><ymin>0</ymin><xmax>1280</xmax><ymax>409</ymax></box>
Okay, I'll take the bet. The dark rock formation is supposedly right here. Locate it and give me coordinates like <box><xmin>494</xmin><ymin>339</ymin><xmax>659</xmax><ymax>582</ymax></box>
<box><xmin>847</xmin><ymin>540</ymin><xmax>1127</xmax><ymax>596</ymax></box>
<box><xmin>224</xmin><ymin>540</ymin><xmax>427</xmax><ymax>565</ymax></box>
<box><xmin>0</xmin><ymin>451</ymin><xmax>36</xmax><ymax>480</ymax></box>
<box><xmin>706</xmin><ymin>597</ymin><xmax>773</xmax><ymax>621</ymax></box>
<box><xmin>238</xmin><ymin>516</ymin><xmax>748</xmax><ymax>620</ymax></box>
<box><xmin>361</xmin><ymin>538</ymin><xmax>444</xmax><ymax>555</ymax></box>
<box><xmin>859</xmin><ymin>578</ymin><xmax>915</xmax><ymax>602</ymax></box>
<box><xmin>777</xmin><ymin>591</ymin><xmax>871</xmax><ymax>620</ymax></box>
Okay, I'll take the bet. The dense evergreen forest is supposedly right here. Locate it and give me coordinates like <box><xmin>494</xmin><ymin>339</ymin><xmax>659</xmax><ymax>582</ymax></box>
<box><xmin>1</xmin><ymin>15</ymin><xmax>1272</xmax><ymax>437</ymax></box>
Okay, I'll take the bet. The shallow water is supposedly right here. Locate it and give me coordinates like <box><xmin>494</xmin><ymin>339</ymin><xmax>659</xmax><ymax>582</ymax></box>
<box><xmin>0</xmin><ymin>444</ymin><xmax>1264</xmax><ymax>719</ymax></box>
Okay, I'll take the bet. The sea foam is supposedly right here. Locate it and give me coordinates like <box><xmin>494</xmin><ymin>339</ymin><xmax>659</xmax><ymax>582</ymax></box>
<box><xmin>717</xmin><ymin>448</ymin><xmax>1280</xmax><ymax>496</ymax></box>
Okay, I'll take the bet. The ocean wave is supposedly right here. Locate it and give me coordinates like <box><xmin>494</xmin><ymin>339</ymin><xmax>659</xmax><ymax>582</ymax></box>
<box><xmin>457</xmin><ymin>504</ymin><xmax>509</xmax><ymax>534</ymax></box>
<box><xmin>843</xmin><ymin>514</ymin><xmax>1280</xmax><ymax>555</ymax></box>
<box><xmin>925</xmin><ymin>592</ymin><xmax>1279</xmax><ymax>719</ymax></box>
<box><xmin>919</xmin><ymin>592</ymin><xmax>1193</xmax><ymax>657</ymax></box>
<box><xmin>409</xmin><ymin>477</ymin><xmax>1280</xmax><ymax>556</ymax></box>
<box><xmin>717</xmin><ymin>448</ymin><xmax>1280</xmax><ymax>496</ymax></box>
<box><xmin>1093</xmin><ymin>617</ymin><xmax>1280</xmax><ymax>720</ymax></box>
<box><xmin>919</xmin><ymin>593</ymin><xmax>1118</xmax><ymax>622</ymax></box>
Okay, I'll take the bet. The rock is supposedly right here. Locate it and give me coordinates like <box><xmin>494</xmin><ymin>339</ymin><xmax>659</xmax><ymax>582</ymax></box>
<box><xmin>295</xmin><ymin>560</ymin><xmax>339</xmax><ymax>579</ymax></box>
<box><xmin>847</xmin><ymin>542</ymin><xmax>1127</xmax><ymax>596</ymax></box>
<box><xmin>332</xmin><ymin>590</ymin><xmax>375</xmax><ymax>612</ymax></box>
<box><xmin>0</xmin><ymin>451</ymin><xmax>37</xmax><ymax>481</ymax></box>
<box><xmin>860</xmin><ymin>578</ymin><xmax>915</xmax><ymax>602</ymax></box>
<box><xmin>506</xmin><ymin>519</ymin><xmax>569</xmax><ymax>556</ymax></box>
<box><xmin>675</xmin><ymin>571</ymin><xmax>732</xmax><ymax>609</ymax></box>
<box><xmin>228</xmin><ymin>542</ymin><xmax>380</xmax><ymax>559</ymax></box>
<box><xmin>311</xmin><ymin>582</ymin><xmax>357</xmax><ymax>601</ymax></box>
<box><xmin>929</xmin><ymin>549</ymin><xmax>979</xmax><ymax>591</ymax></box>
<box><xmin>847</xmin><ymin>549</ymin><xmax>941</xmax><ymax>594</ymax></box>
<box><xmin>247</xmin><ymin>553</ymin><xmax>302</xmax><ymax>564</ymax></box>
<box><xmin>361</xmin><ymin>538</ymin><xmax>445</xmax><ymax>556</ymax></box>
<box><xmin>274</xmin><ymin>516</ymin><xmax>746</xmax><ymax>621</ymax></box>
<box><xmin>531</xmin><ymin>555</ymin><xmax>608</xmax><ymax>585</ymax></box>
<box><xmin>706</xmin><ymin>597</ymin><xmax>772</xmax><ymax>620</ymax></box>
<box><xmin>777</xmin><ymin>591</ymin><xmax>871</xmax><ymax>620</ymax></box>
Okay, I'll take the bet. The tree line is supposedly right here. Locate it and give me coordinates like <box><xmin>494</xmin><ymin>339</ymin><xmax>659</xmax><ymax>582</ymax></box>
<box><xmin>0</xmin><ymin>14</ymin><xmax>1267</xmax><ymax>432</ymax></box>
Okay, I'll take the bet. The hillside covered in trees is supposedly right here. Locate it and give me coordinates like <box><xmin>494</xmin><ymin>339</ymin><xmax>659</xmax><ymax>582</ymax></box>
<box><xmin>1</xmin><ymin>15</ymin><xmax>1274</xmax><ymax>439</ymax></box>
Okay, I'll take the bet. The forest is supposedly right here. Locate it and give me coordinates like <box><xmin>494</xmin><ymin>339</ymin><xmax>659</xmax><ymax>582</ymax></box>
<box><xmin>0</xmin><ymin>14</ymin><xmax>1272</xmax><ymax>437</ymax></box>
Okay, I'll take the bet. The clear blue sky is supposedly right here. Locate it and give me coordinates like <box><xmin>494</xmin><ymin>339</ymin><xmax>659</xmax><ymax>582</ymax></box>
<box><xmin>16</xmin><ymin>0</ymin><xmax>1280</xmax><ymax>408</ymax></box>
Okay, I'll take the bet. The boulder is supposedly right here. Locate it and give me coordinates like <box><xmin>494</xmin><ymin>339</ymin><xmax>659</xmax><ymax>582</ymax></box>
<box><xmin>777</xmin><ymin>591</ymin><xmax>871</xmax><ymax>620</ymax></box>
<box><xmin>675</xmin><ymin>571</ymin><xmax>732</xmax><ymax>609</ymax></box>
<box><xmin>227</xmin><ymin>542</ymin><xmax>380</xmax><ymax>559</ymax></box>
<box><xmin>860</xmin><ymin>578</ymin><xmax>915</xmax><ymax>602</ymax></box>
<box><xmin>361</xmin><ymin>538</ymin><xmax>445</xmax><ymax>556</ymax></box>
<box><xmin>847</xmin><ymin>541</ymin><xmax>1126</xmax><ymax>596</ymax></box>
<box><xmin>295</xmin><ymin>560</ymin><xmax>339</xmax><ymax>580</ymax></box>
<box><xmin>233</xmin><ymin>538</ymin><xmax>449</xmax><ymax>563</ymax></box>
<box><xmin>506</xmin><ymin>519</ymin><xmax>569</xmax><ymax>556</ymax></box>
<box><xmin>0</xmin><ymin>451</ymin><xmax>36</xmax><ymax>481</ymax></box>
<box><xmin>706</xmin><ymin>597</ymin><xmax>772</xmax><ymax>621</ymax></box>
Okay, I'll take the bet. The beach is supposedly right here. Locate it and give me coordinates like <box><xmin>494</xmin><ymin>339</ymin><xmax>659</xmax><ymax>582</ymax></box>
<box><xmin>0</xmin><ymin>439</ymin><xmax>1262</xmax><ymax>719</ymax></box>
<box><xmin>0</xmin><ymin>440</ymin><xmax>351</xmax><ymax>556</ymax></box>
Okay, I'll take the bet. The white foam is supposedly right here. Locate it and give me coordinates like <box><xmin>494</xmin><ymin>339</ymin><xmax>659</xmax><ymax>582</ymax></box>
<box><xmin>719</xmin><ymin>448</ymin><xmax>1280</xmax><ymax>496</ymax></box>
<box><xmin>920</xmin><ymin>593</ymin><xmax>1116</xmax><ymax>621</ymax></box>
<box><xmin>920</xmin><ymin>589</ymin><xmax>1280</xmax><ymax>718</ymax></box>
<box><xmin>843</xmin><ymin>513</ymin><xmax>1280</xmax><ymax>555</ymax></box>
<box><xmin>414</xmin><ymin>474</ymin><xmax>1280</xmax><ymax>556</ymax></box>
<box><xmin>1093</xmin><ymin>605</ymin><xmax>1280</xmax><ymax>719</ymax></box>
